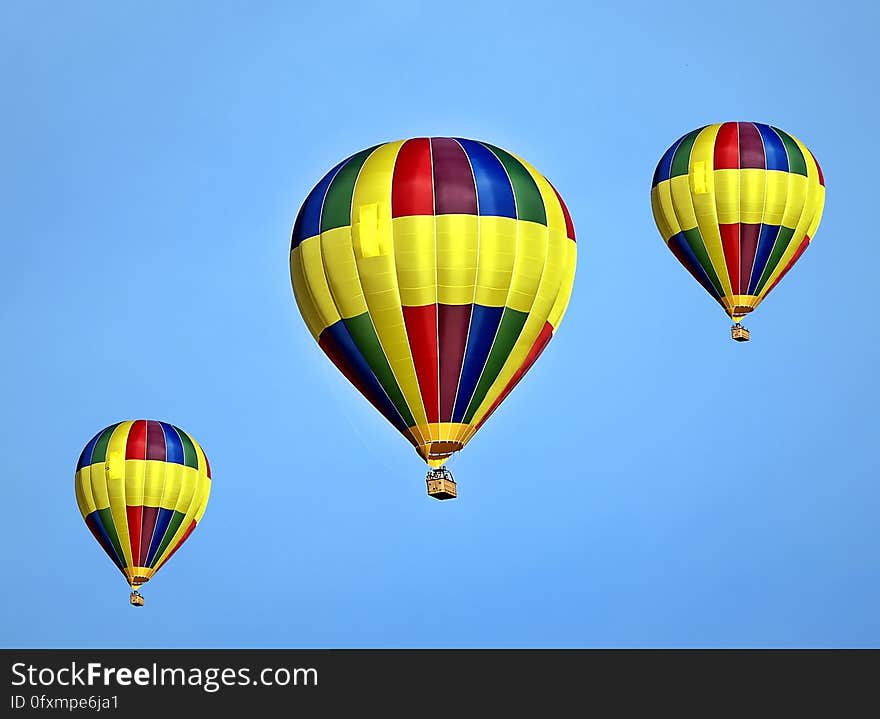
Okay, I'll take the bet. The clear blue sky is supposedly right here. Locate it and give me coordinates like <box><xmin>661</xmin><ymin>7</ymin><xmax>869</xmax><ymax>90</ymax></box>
<box><xmin>2</xmin><ymin>0</ymin><xmax>877</xmax><ymax>648</ymax></box>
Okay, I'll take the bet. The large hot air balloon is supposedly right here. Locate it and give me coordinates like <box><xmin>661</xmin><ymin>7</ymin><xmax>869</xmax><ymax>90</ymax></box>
<box><xmin>290</xmin><ymin>138</ymin><xmax>577</xmax><ymax>499</ymax></box>
<box><xmin>651</xmin><ymin>122</ymin><xmax>825</xmax><ymax>341</ymax></box>
<box><xmin>74</xmin><ymin>420</ymin><xmax>211</xmax><ymax>606</ymax></box>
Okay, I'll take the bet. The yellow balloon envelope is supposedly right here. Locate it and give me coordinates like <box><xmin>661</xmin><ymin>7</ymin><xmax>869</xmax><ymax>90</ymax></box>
<box><xmin>650</xmin><ymin>122</ymin><xmax>825</xmax><ymax>340</ymax></box>
<box><xmin>75</xmin><ymin>420</ymin><xmax>211</xmax><ymax>604</ymax></box>
<box><xmin>290</xmin><ymin>138</ymin><xmax>577</xmax><ymax>495</ymax></box>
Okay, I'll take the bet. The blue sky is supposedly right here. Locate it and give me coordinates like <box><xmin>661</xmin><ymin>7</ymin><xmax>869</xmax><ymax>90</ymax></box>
<box><xmin>2</xmin><ymin>0</ymin><xmax>878</xmax><ymax>648</ymax></box>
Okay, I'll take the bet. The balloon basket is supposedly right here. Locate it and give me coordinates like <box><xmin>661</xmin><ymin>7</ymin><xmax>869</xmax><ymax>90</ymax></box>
<box><xmin>130</xmin><ymin>591</ymin><xmax>144</xmax><ymax>607</ymax></box>
<box><xmin>426</xmin><ymin>467</ymin><xmax>457</xmax><ymax>500</ymax></box>
<box><xmin>731</xmin><ymin>324</ymin><xmax>750</xmax><ymax>342</ymax></box>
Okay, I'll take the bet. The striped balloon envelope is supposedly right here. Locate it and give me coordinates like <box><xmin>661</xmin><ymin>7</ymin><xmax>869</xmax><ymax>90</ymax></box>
<box><xmin>290</xmin><ymin>138</ymin><xmax>576</xmax><ymax>491</ymax></box>
<box><xmin>75</xmin><ymin>420</ymin><xmax>211</xmax><ymax>604</ymax></box>
<box><xmin>650</xmin><ymin>122</ymin><xmax>825</xmax><ymax>339</ymax></box>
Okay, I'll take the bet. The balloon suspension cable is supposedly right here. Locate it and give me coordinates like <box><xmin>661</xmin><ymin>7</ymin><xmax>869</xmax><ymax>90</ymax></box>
<box><xmin>425</xmin><ymin>466</ymin><xmax>457</xmax><ymax>501</ymax></box>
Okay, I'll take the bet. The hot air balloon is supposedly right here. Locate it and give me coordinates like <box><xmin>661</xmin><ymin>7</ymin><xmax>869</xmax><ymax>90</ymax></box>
<box><xmin>290</xmin><ymin>138</ymin><xmax>577</xmax><ymax>499</ymax></box>
<box><xmin>650</xmin><ymin>122</ymin><xmax>825</xmax><ymax>341</ymax></box>
<box><xmin>74</xmin><ymin>420</ymin><xmax>211</xmax><ymax>606</ymax></box>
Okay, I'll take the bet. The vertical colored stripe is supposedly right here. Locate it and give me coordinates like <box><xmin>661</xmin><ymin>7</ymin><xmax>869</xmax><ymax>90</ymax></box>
<box><xmin>145</xmin><ymin>420</ymin><xmax>166</xmax><ymax>461</ymax></box>
<box><xmin>762</xmin><ymin>236</ymin><xmax>810</xmax><ymax>297</ymax></box>
<box><xmin>757</xmin><ymin>124</ymin><xmax>789</xmax><ymax>171</ymax></box>
<box><xmin>739</xmin><ymin>223</ymin><xmax>761</xmax><ymax>292</ymax></box>
<box><xmin>343</xmin><ymin>313</ymin><xmax>416</xmax><ymax>427</ymax></box>
<box><xmin>719</xmin><ymin>224</ymin><xmax>741</xmax><ymax>294</ymax></box>
<box><xmin>291</xmin><ymin>158</ymin><xmax>346</xmax><ymax>249</ymax></box>
<box><xmin>455</xmin><ymin>139</ymin><xmax>516</xmax><ymax>219</ymax></box>
<box><xmin>484</xmin><ymin>144</ymin><xmax>546</xmax><ymax>225</ymax></box>
<box><xmin>774</xmin><ymin>127</ymin><xmax>808</xmax><ymax>176</ymax></box>
<box><xmin>392</xmin><ymin>138</ymin><xmax>434</xmax><ymax>217</ymax></box>
<box><xmin>77</xmin><ymin>430</ymin><xmax>102</xmax><ymax>471</ymax></box>
<box><xmin>85</xmin><ymin>511</ymin><xmax>126</xmax><ymax>572</ymax></box>
<box><xmin>452</xmin><ymin>304</ymin><xmax>503</xmax><ymax>423</ymax></box>
<box><xmin>95</xmin><ymin>507</ymin><xmax>126</xmax><ymax>569</ymax></box>
<box><xmin>431</xmin><ymin>138</ymin><xmax>477</xmax><ymax>215</ymax></box>
<box><xmin>669</xmin><ymin>128</ymin><xmax>701</xmax><ymax>177</ymax></box>
<box><xmin>755</xmin><ymin>226</ymin><xmax>795</xmax><ymax>293</ymax></box>
<box><xmin>668</xmin><ymin>232</ymin><xmax>722</xmax><ymax>300</ymax></box>
<box><xmin>438</xmin><ymin>304</ymin><xmax>472</xmax><ymax>423</ymax></box>
<box><xmin>175</xmin><ymin>428</ymin><xmax>198</xmax><ymax>470</ymax></box>
<box><xmin>160</xmin><ymin>422</ymin><xmax>184</xmax><ymax>465</ymax></box>
<box><xmin>402</xmin><ymin>305</ymin><xmax>440</xmax><ymax>423</ymax></box>
<box><xmin>149</xmin><ymin>510</ymin><xmax>186</xmax><ymax>568</ymax></box>
<box><xmin>738</xmin><ymin>122</ymin><xmax>765</xmax><ymax>169</ymax></box>
<box><xmin>714</xmin><ymin>122</ymin><xmax>739</xmax><ymax>170</ymax></box>
<box><xmin>154</xmin><ymin>520</ymin><xmax>198</xmax><ymax>572</ymax></box>
<box><xmin>475</xmin><ymin>321</ymin><xmax>553</xmax><ymax>432</ymax></box>
<box><xmin>682</xmin><ymin>228</ymin><xmax>724</xmax><ymax>297</ymax></box>
<box><xmin>139</xmin><ymin>505</ymin><xmax>159</xmax><ymax>567</ymax></box>
<box><xmin>318</xmin><ymin>320</ymin><xmax>410</xmax><ymax>434</ymax></box>
<box><xmin>463</xmin><ymin>308</ymin><xmax>529</xmax><ymax>423</ymax></box>
<box><xmin>145</xmin><ymin>508</ymin><xmax>174</xmax><ymax>566</ymax></box>
<box><xmin>75</xmin><ymin>467</ymin><xmax>95</xmax><ymax>517</ymax></box>
<box><xmin>126</xmin><ymin>505</ymin><xmax>143</xmax><ymax>567</ymax></box>
<box><xmin>320</xmin><ymin>147</ymin><xmax>376</xmax><ymax>232</ymax></box>
<box><xmin>91</xmin><ymin>423</ymin><xmax>119</xmax><ymax>465</ymax></box>
<box><xmin>653</xmin><ymin>133</ymin><xmax>686</xmax><ymax>186</ymax></box>
<box><xmin>549</xmin><ymin>183</ymin><xmax>576</xmax><ymax>241</ymax></box>
<box><xmin>810</xmin><ymin>151</ymin><xmax>825</xmax><ymax>186</ymax></box>
<box><xmin>748</xmin><ymin>224</ymin><xmax>781</xmax><ymax>294</ymax></box>
<box><xmin>125</xmin><ymin>419</ymin><xmax>147</xmax><ymax>460</ymax></box>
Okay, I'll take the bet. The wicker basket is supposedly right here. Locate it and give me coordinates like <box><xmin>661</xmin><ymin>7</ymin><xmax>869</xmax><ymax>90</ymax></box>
<box><xmin>426</xmin><ymin>476</ymin><xmax>457</xmax><ymax>500</ymax></box>
<box><xmin>731</xmin><ymin>326</ymin><xmax>750</xmax><ymax>342</ymax></box>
